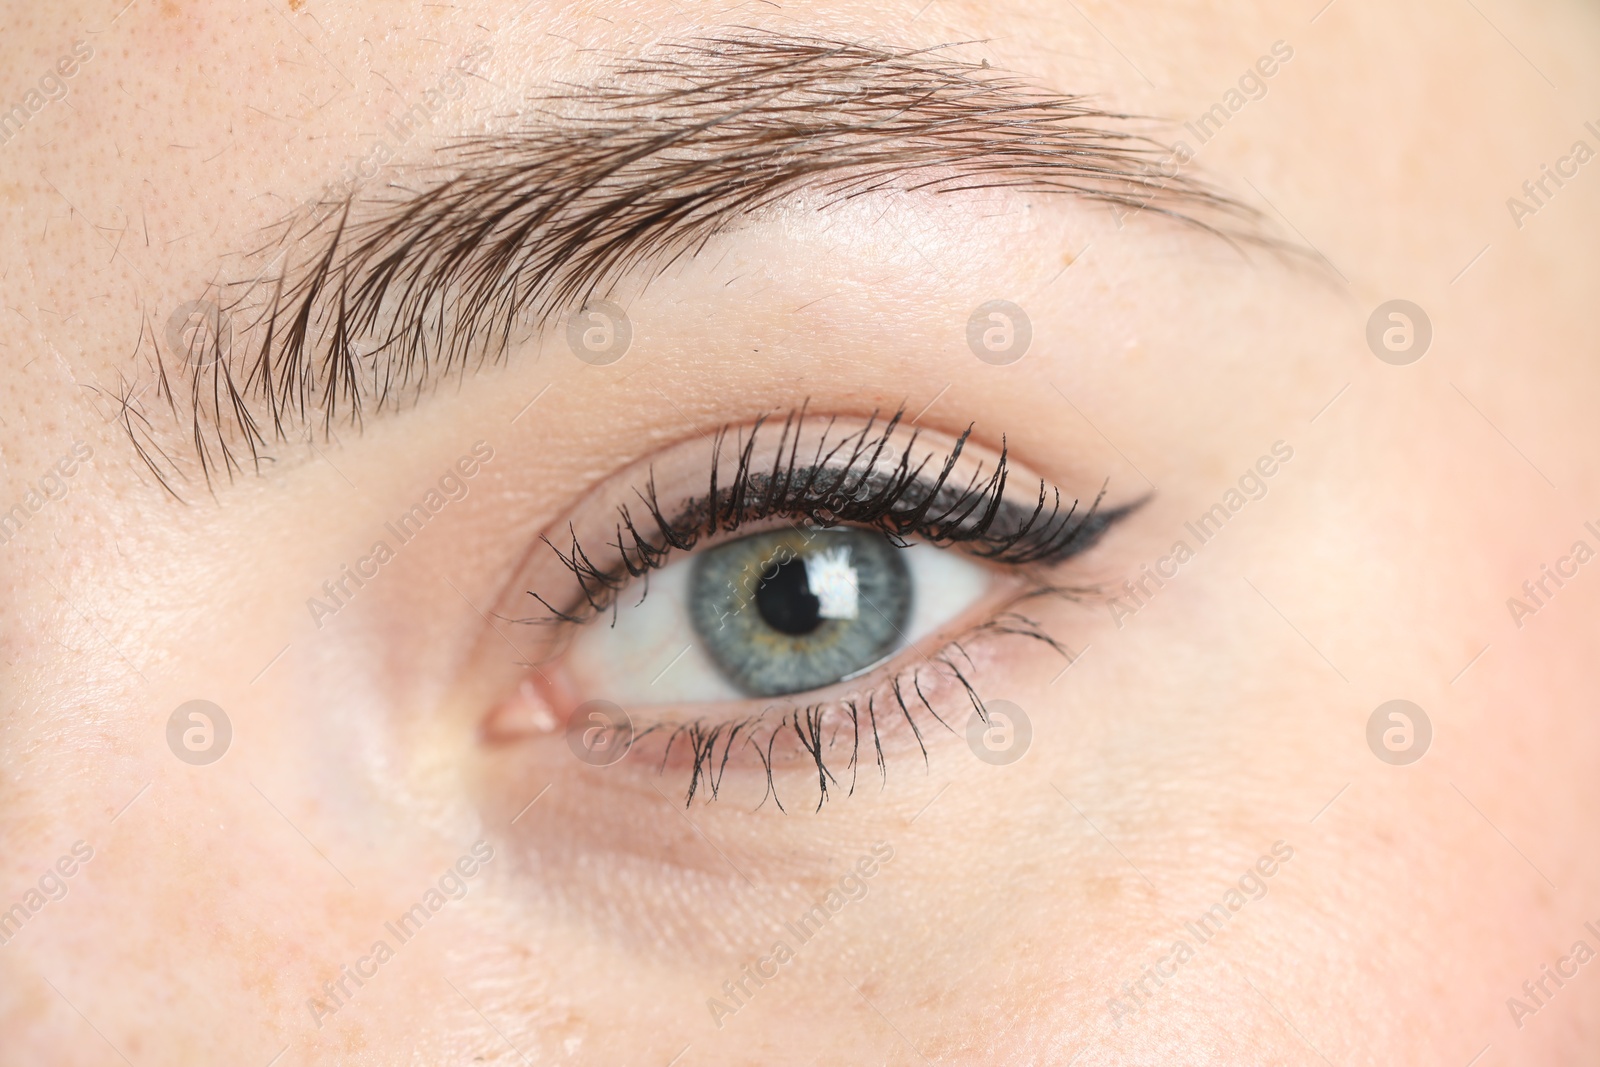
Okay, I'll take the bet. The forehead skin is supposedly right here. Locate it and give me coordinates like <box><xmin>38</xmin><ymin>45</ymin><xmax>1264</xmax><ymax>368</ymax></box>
<box><xmin>3</xmin><ymin>1</ymin><xmax>1600</xmax><ymax>1066</ymax></box>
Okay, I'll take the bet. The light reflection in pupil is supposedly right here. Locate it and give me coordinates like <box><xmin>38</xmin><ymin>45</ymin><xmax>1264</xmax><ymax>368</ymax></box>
<box><xmin>689</xmin><ymin>528</ymin><xmax>908</xmax><ymax>697</ymax></box>
<box><xmin>756</xmin><ymin>557</ymin><xmax>822</xmax><ymax>635</ymax></box>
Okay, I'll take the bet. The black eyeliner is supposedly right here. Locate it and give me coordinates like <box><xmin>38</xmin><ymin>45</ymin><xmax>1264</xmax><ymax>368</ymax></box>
<box><xmin>525</xmin><ymin>406</ymin><xmax>1135</xmax><ymax>627</ymax></box>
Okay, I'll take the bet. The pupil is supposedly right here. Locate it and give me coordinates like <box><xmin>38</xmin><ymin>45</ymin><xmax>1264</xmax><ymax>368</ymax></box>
<box><xmin>755</xmin><ymin>556</ymin><xmax>823</xmax><ymax>636</ymax></box>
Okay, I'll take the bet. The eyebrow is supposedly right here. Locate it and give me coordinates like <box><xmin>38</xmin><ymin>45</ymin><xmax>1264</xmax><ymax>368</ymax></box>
<box><xmin>117</xmin><ymin>32</ymin><xmax>1259</xmax><ymax>495</ymax></box>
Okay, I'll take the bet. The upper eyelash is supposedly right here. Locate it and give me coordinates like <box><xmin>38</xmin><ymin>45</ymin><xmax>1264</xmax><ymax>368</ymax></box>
<box><xmin>523</xmin><ymin>404</ymin><xmax>1130</xmax><ymax>626</ymax></box>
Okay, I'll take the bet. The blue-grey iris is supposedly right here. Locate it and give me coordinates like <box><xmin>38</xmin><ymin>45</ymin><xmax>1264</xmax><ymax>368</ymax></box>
<box><xmin>688</xmin><ymin>528</ymin><xmax>912</xmax><ymax>697</ymax></box>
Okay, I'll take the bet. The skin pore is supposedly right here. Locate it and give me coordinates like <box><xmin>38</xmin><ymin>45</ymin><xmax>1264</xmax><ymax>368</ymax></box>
<box><xmin>2</xmin><ymin>0</ymin><xmax>1599</xmax><ymax>1064</ymax></box>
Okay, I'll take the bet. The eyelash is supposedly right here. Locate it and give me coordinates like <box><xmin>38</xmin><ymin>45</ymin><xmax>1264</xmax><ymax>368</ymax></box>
<box><xmin>516</xmin><ymin>407</ymin><xmax>1128</xmax><ymax>811</ymax></box>
<box><xmin>525</xmin><ymin>405</ymin><xmax>1125</xmax><ymax>626</ymax></box>
<box><xmin>642</xmin><ymin>607</ymin><xmax>1072</xmax><ymax>813</ymax></box>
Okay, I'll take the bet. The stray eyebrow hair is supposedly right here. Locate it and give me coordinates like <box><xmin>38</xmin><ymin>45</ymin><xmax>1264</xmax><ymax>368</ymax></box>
<box><xmin>117</xmin><ymin>31</ymin><xmax>1259</xmax><ymax>495</ymax></box>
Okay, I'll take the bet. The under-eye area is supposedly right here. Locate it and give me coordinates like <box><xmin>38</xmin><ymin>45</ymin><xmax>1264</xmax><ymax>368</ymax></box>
<box><xmin>479</xmin><ymin>409</ymin><xmax>1137</xmax><ymax>809</ymax></box>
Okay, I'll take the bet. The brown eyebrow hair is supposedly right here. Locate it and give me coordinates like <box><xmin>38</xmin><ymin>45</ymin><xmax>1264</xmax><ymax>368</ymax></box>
<box><xmin>116</xmin><ymin>32</ymin><xmax>1260</xmax><ymax>496</ymax></box>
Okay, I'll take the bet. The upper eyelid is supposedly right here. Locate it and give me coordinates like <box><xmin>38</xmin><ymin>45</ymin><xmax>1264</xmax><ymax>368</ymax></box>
<box><xmin>119</xmin><ymin>31</ymin><xmax>1264</xmax><ymax>495</ymax></box>
<box><xmin>517</xmin><ymin>409</ymin><xmax>1136</xmax><ymax>627</ymax></box>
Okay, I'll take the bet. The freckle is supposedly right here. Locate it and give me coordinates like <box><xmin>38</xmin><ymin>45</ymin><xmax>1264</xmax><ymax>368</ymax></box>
<box><xmin>1087</xmin><ymin>875</ymin><xmax>1123</xmax><ymax>905</ymax></box>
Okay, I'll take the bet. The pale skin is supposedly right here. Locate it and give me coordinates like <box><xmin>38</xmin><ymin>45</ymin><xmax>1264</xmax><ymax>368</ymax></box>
<box><xmin>2</xmin><ymin>0</ymin><xmax>1599</xmax><ymax>1064</ymax></box>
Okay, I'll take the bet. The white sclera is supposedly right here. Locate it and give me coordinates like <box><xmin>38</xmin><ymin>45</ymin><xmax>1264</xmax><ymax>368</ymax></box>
<box><xmin>561</xmin><ymin>539</ymin><xmax>993</xmax><ymax>706</ymax></box>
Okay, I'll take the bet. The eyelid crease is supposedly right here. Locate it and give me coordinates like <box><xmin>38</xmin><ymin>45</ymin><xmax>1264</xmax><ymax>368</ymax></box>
<box><xmin>517</xmin><ymin>405</ymin><xmax>1137</xmax><ymax>629</ymax></box>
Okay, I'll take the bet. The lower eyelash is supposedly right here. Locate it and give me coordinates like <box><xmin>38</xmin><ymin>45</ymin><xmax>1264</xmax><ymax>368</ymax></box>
<box><xmin>633</xmin><ymin>597</ymin><xmax>1079</xmax><ymax>812</ymax></box>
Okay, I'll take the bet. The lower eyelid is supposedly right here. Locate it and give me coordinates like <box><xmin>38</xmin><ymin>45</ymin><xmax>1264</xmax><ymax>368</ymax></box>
<box><xmin>480</xmin><ymin>574</ymin><xmax>1077</xmax><ymax>810</ymax></box>
<box><xmin>619</xmin><ymin>604</ymin><xmax>1056</xmax><ymax>809</ymax></box>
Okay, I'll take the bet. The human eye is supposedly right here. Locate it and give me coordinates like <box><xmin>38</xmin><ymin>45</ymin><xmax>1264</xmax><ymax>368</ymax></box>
<box><xmin>482</xmin><ymin>409</ymin><xmax>1134</xmax><ymax>809</ymax></box>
